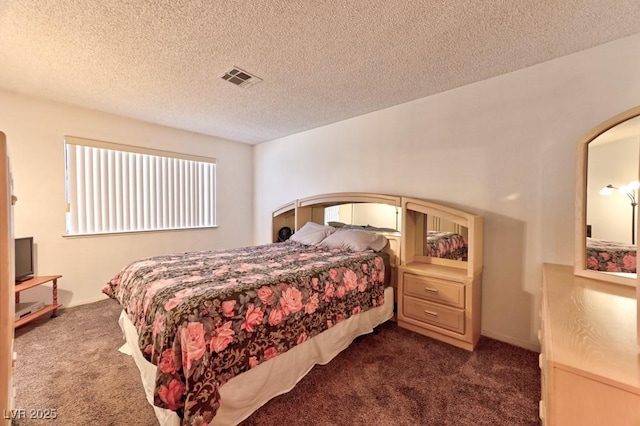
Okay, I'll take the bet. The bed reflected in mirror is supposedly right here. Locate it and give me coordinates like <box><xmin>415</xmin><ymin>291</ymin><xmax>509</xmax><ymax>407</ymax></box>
<box><xmin>412</xmin><ymin>211</ymin><xmax>468</xmax><ymax>268</ymax></box>
<box><xmin>576</xmin><ymin>108</ymin><xmax>640</xmax><ymax>286</ymax></box>
<box><xmin>586</xmin><ymin>115</ymin><xmax>640</xmax><ymax>277</ymax></box>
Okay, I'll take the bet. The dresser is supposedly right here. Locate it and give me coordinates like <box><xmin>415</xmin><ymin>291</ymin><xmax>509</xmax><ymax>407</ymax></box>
<box><xmin>540</xmin><ymin>264</ymin><xmax>640</xmax><ymax>425</ymax></box>
<box><xmin>398</xmin><ymin>263</ymin><xmax>481</xmax><ymax>351</ymax></box>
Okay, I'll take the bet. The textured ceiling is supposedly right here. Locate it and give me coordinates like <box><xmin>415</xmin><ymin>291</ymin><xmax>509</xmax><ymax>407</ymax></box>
<box><xmin>1</xmin><ymin>1</ymin><xmax>640</xmax><ymax>144</ymax></box>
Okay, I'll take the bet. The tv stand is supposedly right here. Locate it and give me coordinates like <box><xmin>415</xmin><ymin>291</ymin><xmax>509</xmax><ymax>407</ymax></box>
<box><xmin>14</xmin><ymin>275</ymin><xmax>62</xmax><ymax>328</ymax></box>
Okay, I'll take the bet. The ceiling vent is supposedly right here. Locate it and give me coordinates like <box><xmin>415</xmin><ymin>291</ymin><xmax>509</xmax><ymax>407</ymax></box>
<box><xmin>221</xmin><ymin>67</ymin><xmax>262</xmax><ymax>88</ymax></box>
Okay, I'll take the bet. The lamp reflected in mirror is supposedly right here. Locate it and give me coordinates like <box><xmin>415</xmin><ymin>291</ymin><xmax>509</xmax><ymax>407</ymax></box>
<box><xmin>600</xmin><ymin>181</ymin><xmax>639</xmax><ymax>244</ymax></box>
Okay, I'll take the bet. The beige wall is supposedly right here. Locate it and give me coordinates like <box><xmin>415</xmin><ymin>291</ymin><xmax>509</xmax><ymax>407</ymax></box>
<box><xmin>0</xmin><ymin>91</ymin><xmax>253</xmax><ymax>307</ymax></box>
<box><xmin>254</xmin><ymin>33</ymin><xmax>640</xmax><ymax>350</ymax></box>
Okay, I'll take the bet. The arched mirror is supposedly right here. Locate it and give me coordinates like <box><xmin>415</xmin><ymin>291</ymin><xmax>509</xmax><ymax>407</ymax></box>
<box><xmin>575</xmin><ymin>106</ymin><xmax>640</xmax><ymax>287</ymax></box>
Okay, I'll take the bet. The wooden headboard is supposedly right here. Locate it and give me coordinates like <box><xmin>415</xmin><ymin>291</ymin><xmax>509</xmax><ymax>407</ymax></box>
<box><xmin>272</xmin><ymin>192</ymin><xmax>402</xmax><ymax>264</ymax></box>
<box><xmin>272</xmin><ymin>192</ymin><xmax>482</xmax><ymax>278</ymax></box>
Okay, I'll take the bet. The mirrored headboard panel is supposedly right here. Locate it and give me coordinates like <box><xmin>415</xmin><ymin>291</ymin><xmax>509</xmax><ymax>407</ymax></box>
<box><xmin>413</xmin><ymin>212</ymin><xmax>469</xmax><ymax>269</ymax></box>
<box><xmin>296</xmin><ymin>192</ymin><xmax>402</xmax><ymax>231</ymax></box>
<box><xmin>324</xmin><ymin>203</ymin><xmax>401</xmax><ymax>231</ymax></box>
<box><xmin>401</xmin><ymin>197</ymin><xmax>482</xmax><ymax>278</ymax></box>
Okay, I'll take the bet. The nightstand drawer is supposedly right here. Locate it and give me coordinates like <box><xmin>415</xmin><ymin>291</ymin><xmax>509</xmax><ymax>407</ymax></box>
<box><xmin>403</xmin><ymin>296</ymin><xmax>465</xmax><ymax>333</ymax></box>
<box><xmin>403</xmin><ymin>274</ymin><xmax>464</xmax><ymax>308</ymax></box>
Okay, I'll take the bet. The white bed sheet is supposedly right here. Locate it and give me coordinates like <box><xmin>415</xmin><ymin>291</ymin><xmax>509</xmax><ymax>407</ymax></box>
<box><xmin>118</xmin><ymin>286</ymin><xmax>394</xmax><ymax>426</ymax></box>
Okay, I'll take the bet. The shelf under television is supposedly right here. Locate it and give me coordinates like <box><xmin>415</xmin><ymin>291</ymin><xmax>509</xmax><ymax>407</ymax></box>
<box><xmin>14</xmin><ymin>275</ymin><xmax>62</xmax><ymax>329</ymax></box>
<box><xmin>14</xmin><ymin>304</ymin><xmax>62</xmax><ymax>328</ymax></box>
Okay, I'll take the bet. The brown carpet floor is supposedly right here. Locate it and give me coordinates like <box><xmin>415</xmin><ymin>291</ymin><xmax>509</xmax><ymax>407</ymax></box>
<box><xmin>13</xmin><ymin>299</ymin><xmax>541</xmax><ymax>425</ymax></box>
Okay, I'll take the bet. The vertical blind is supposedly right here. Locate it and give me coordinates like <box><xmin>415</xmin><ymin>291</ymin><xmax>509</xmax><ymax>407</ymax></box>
<box><xmin>324</xmin><ymin>205</ymin><xmax>340</xmax><ymax>224</ymax></box>
<box><xmin>64</xmin><ymin>136</ymin><xmax>216</xmax><ymax>235</ymax></box>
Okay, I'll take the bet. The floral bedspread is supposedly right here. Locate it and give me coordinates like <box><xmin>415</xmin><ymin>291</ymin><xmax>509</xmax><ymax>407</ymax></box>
<box><xmin>103</xmin><ymin>241</ymin><xmax>387</xmax><ymax>425</ymax></box>
<box><xmin>425</xmin><ymin>231</ymin><xmax>468</xmax><ymax>261</ymax></box>
<box><xmin>586</xmin><ymin>237</ymin><xmax>636</xmax><ymax>273</ymax></box>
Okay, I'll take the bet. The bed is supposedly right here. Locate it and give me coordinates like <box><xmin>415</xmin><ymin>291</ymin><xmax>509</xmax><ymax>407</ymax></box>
<box><xmin>424</xmin><ymin>231</ymin><xmax>468</xmax><ymax>261</ymax></box>
<box><xmin>585</xmin><ymin>237</ymin><xmax>636</xmax><ymax>273</ymax></box>
<box><xmin>104</xmin><ymin>223</ymin><xmax>394</xmax><ymax>425</ymax></box>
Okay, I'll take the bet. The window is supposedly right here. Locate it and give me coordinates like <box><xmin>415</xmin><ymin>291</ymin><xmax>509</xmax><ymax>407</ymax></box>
<box><xmin>64</xmin><ymin>136</ymin><xmax>216</xmax><ymax>236</ymax></box>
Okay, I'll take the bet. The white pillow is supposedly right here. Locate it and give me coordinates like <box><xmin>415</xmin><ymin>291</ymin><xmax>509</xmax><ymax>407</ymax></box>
<box><xmin>290</xmin><ymin>222</ymin><xmax>335</xmax><ymax>245</ymax></box>
<box><xmin>319</xmin><ymin>228</ymin><xmax>388</xmax><ymax>252</ymax></box>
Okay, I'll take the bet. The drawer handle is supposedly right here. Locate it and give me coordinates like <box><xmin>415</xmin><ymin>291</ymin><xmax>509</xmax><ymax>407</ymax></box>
<box><xmin>424</xmin><ymin>287</ymin><xmax>439</xmax><ymax>294</ymax></box>
<box><xmin>424</xmin><ymin>310</ymin><xmax>439</xmax><ymax>317</ymax></box>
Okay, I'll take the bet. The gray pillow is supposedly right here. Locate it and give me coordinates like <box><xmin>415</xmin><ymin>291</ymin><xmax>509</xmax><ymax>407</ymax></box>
<box><xmin>290</xmin><ymin>222</ymin><xmax>335</xmax><ymax>245</ymax></box>
<box><xmin>319</xmin><ymin>228</ymin><xmax>388</xmax><ymax>252</ymax></box>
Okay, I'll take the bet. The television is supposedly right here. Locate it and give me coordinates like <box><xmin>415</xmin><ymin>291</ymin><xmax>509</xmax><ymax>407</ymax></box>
<box><xmin>14</xmin><ymin>237</ymin><xmax>34</xmax><ymax>283</ymax></box>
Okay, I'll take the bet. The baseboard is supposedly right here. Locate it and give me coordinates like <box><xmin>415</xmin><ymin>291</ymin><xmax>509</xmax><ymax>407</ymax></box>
<box><xmin>64</xmin><ymin>294</ymin><xmax>109</xmax><ymax>309</ymax></box>
<box><xmin>481</xmin><ymin>329</ymin><xmax>541</xmax><ymax>353</ymax></box>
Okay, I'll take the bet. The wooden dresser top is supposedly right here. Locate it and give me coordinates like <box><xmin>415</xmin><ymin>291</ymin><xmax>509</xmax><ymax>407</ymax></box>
<box><xmin>542</xmin><ymin>263</ymin><xmax>640</xmax><ymax>395</ymax></box>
